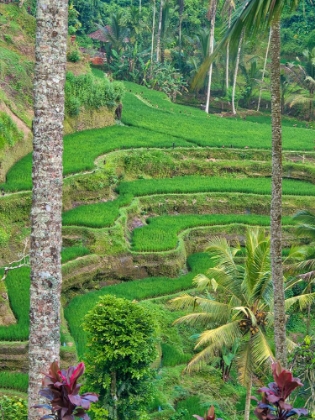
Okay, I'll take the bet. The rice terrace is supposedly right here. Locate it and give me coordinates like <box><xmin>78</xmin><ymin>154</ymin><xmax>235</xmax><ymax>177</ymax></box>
<box><xmin>2</xmin><ymin>76</ymin><xmax>315</xmax><ymax>418</ymax></box>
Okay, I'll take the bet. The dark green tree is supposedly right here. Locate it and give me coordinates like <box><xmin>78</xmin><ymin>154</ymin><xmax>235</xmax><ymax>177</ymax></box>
<box><xmin>83</xmin><ymin>295</ymin><xmax>158</xmax><ymax>420</ymax></box>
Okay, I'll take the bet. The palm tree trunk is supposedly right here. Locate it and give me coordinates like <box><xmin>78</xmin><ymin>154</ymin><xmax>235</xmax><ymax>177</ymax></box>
<box><xmin>156</xmin><ymin>0</ymin><xmax>163</xmax><ymax>63</ymax></box>
<box><xmin>244</xmin><ymin>374</ymin><xmax>252</xmax><ymax>420</ymax></box>
<box><xmin>205</xmin><ymin>0</ymin><xmax>217</xmax><ymax>114</ymax></box>
<box><xmin>28</xmin><ymin>0</ymin><xmax>68</xmax><ymax>418</ymax></box>
<box><xmin>270</xmin><ymin>18</ymin><xmax>287</xmax><ymax>366</ymax></box>
<box><xmin>257</xmin><ymin>29</ymin><xmax>271</xmax><ymax>112</ymax></box>
<box><xmin>225</xmin><ymin>9</ymin><xmax>232</xmax><ymax>93</ymax></box>
<box><xmin>150</xmin><ymin>0</ymin><xmax>156</xmax><ymax>75</ymax></box>
<box><xmin>232</xmin><ymin>29</ymin><xmax>244</xmax><ymax>115</ymax></box>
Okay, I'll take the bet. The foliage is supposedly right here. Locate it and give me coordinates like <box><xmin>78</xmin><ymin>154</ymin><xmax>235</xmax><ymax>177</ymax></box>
<box><xmin>171</xmin><ymin>228</ymin><xmax>274</xmax><ymax>384</ymax></box>
<box><xmin>65</xmin><ymin>253</ymin><xmax>213</xmax><ymax>357</ymax></box>
<box><xmin>83</xmin><ymin>295</ymin><xmax>158</xmax><ymax>419</ymax></box>
<box><xmin>65</xmin><ymin>72</ymin><xmax>125</xmax><ymax>117</ymax></box>
<box><xmin>146</xmin><ymin>62</ymin><xmax>188</xmax><ymax>101</ymax></box>
<box><xmin>253</xmin><ymin>361</ymin><xmax>308</xmax><ymax>420</ymax></box>
<box><xmin>0</xmin><ymin>395</ymin><xmax>27</xmax><ymax>420</ymax></box>
<box><xmin>0</xmin><ymin>112</ymin><xmax>23</xmax><ymax>149</ymax></box>
<box><xmin>289</xmin><ymin>335</ymin><xmax>315</xmax><ymax>413</ymax></box>
<box><xmin>36</xmin><ymin>361</ymin><xmax>98</xmax><ymax>420</ymax></box>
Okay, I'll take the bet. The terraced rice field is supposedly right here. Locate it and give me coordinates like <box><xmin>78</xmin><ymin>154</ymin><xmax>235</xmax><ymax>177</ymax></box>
<box><xmin>1</xmin><ymin>79</ymin><xmax>315</xmax><ymax>416</ymax></box>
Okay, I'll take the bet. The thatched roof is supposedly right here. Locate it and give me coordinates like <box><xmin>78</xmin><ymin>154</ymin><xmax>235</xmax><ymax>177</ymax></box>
<box><xmin>87</xmin><ymin>28</ymin><xmax>110</xmax><ymax>43</ymax></box>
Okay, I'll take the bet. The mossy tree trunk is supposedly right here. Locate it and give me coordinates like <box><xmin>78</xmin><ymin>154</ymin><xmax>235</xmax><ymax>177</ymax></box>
<box><xmin>28</xmin><ymin>0</ymin><xmax>68</xmax><ymax>418</ymax></box>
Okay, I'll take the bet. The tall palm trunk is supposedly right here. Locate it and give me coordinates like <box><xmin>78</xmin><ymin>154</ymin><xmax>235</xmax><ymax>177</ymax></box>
<box><xmin>232</xmin><ymin>29</ymin><xmax>244</xmax><ymax>115</ymax></box>
<box><xmin>205</xmin><ymin>0</ymin><xmax>217</xmax><ymax>114</ymax></box>
<box><xmin>270</xmin><ymin>18</ymin><xmax>287</xmax><ymax>366</ymax></box>
<box><xmin>150</xmin><ymin>0</ymin><xmax>156</xmax><ymax>74</ymax></box>
<box><xmin>225</xmin><ymin>9</ymin><xmax>232</xmax><ymax>93</ymax></box>
<box><xmin>28</xmin><ymin>0</ymin><xmax>68</xmax><ymax>418</ymax></box>
<box><xmin>244</xmin><ymin>374</ymin><xmax>252</xmax><ymax>420</ymax></box>
<box><xmin>156</xmin><ymin>0</ymin><xmax>163</xmax><ymax>63</ymax></box>
<box><xmin>257</xmin><ymin>29</ymin><xmax>272</xmax><ymax>112</ymax></box>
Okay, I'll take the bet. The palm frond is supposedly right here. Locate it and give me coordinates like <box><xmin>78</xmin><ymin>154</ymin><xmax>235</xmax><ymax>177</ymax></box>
<box><xmin>195</xmin><ymin>320</ymin><xmax>241</xmax><ymax>350</ymax></box>
<box><xmin>285</xmin><ymin>292</ymin><xmax>315</xmax><ymax>311</ymax></box>
<box><xmin>237</xmin><ymin>339</ymin><xmax>253</xmax><ymax>386</ymax></box>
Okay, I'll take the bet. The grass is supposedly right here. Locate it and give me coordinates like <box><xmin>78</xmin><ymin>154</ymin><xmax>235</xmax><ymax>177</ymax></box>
<box><xmin>131</xmin><ymin>214</ymin><xmax>293</xmax><ymax>252</ymax></box>
<box><xmin>0</xmin><ymin>267</ymin><xmax>30</xmax><ymax>341</ymax></box>
<box><xmin>65</xmin><ymin>252</ymin><xmax>214</xmax><ymax>357</ymax></box>
<box><xmin>1</xmin><ymin>81</ymin><xmax>315</xmax><ymax>192</ymax></box>
<box><xmin>117</xmin><ymin>176</ymin><xmax>315</xmax><ymax>198</ymax></box>
<box><xmin>122</xmin><ymin>82</ymin><xmax>315</xmax><ymax>151</ymax></box>
<box><xmin>0</xmin><ymin>372</ymin><xmax>28</xmax><ymax>393</ymax></box>
<box><xmin>61</xmin><ymin>246</ymin><xmax>90</xmax><ymax>263</ymax></box>
<box><xmin>62</xmin><ymin>194</ymin><xmax>132</xmax><ymax>228</ymax></box>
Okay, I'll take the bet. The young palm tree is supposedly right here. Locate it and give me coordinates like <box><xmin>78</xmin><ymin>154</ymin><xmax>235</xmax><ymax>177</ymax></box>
<box><xmin>171</xmin><ymin>228</ymin><xmax>273</xmax><ymax>420</ymax></box>
<box><xmin>171</xmin><ymin>228</ymin><xmax>313</xmax><ymax>420</ymax></box>
<box><xmin>287</xmin><ymin>48</ymin><xmax>315</xmax><ymax>120</ymax></box>
<box><xmin>28</xmin><ymin>0</ymin><xmax>68</xmax><ymax>418</ymax></box>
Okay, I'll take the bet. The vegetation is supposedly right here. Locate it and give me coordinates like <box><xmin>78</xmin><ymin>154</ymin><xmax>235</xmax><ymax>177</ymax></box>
<box><xmin>83</xmin><ymin>295</ymin><xmax>158</xmax><ymax>419</ymax></box>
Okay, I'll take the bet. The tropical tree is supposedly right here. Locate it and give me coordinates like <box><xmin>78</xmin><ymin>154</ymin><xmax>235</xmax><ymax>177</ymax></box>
<box><xmin>205</xmin><ymin>0</ymin><xmax>218</xmax><ymax>113</ymax></box>
<box><xmin>28</xmin><ymin>0</ymin><xmax>68</xmax><ymax>418</ymax></box>
<box><xmin>171</xmin><ymin>228</ymin><xmax>314</xmax><ymax>420</ymax></box>
<box><xmin>171</xmin><ymin>228</ymin><xmax>274</xmax><ymax>420</ymax></box>
<box><xmin>83</xmin><ymin>295</ymin><xmax>158</xmax><ymax>420</ymax></box>
<box><xmin>287</xmin><ymin>48</ymin><xmax>315</xmax><ymax>120</ymax></box>
<box><xmin>214</xmin><ymin>0</ymin><xmax>303</xmax><ymax>367</ymax></box>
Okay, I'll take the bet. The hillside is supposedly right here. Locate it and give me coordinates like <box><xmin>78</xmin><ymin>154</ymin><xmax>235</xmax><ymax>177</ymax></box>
<box><xmin>0</xmin><ymin>4</ymin><xmax>315</xmax><ymax>419</ymax></box>
<box><xmin>0</xmin><ymin>76</ymin><xmax>314</xmax><ymax>418</ymax></box>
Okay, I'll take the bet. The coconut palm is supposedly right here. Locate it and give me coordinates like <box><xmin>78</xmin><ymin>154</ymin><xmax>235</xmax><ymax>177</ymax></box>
<box><xmin>207</xmin><ymin>0</ymin><xmax>302</xmax><ymax>366</ymax></box>
<box><xmin>171</xmin><ymin>228</ymin><xmax>314</xmax><ymax>420</ymax></box>
<box><xmin>28</xmin><ymin>0</ymin><xmax>68</xmax><ymax>418</ymax></box>
<box><xmin>287</xmin><ymin>48</ymin><xmax>315</xmax><ymax>120</ymax></box>
<box><xmin>171</xmin><ymin>228</ymin><xmax>273</xmax><ymax>420</ymax></box>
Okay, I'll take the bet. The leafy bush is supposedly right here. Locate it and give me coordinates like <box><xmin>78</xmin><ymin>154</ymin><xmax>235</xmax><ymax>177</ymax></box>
<box><xmin>0</xmin><ymin>395</ymin><xmax>27</xmax><ymax>420</ymax></box>
<box><xmin>65</xmin><ymin>72</ymin><xmax>125</xmax><ymax>117</ymax></box>
<box><xmin>83</xmin><ymin>295</ymin><xmax>157</xmax><ymax>420</ymax></box>
<box><xmin>67</xmin><ymin>49</ymin><xmax>81</xmax><ymax>63</ymax></box>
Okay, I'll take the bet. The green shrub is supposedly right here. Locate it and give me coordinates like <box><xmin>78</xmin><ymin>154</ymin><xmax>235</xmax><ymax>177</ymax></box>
<box><xmin>67</xmin><ymin>49</ymin><xmax>80</xmax><ymax>63</ymax></box>
<box><xmin>0</xmin><ymin>395</ymin><xmax>27</xmax><ymax>420</ymax></box>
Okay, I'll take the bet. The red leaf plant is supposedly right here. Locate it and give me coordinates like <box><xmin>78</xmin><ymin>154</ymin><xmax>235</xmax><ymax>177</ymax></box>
<box><xmin>253</xmin><ymin>361</ymin><xmax>308</xmax><ymax>420</ymax></box>
<box><xmin>35</xmin><ymin>361</ymin><xmax>98</xmax><ymax>420</ymax></box>
<box><xmin>193</xmin><ymin>405</ymin><xmax>223</xmax><ymax>420</ymax></box>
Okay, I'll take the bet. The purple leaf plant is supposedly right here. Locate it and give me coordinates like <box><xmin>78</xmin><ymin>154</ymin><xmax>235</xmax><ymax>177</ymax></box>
<box><xmin>35</xmin><ymin>361</ymin><xmax>98</xmax><ymax>420</ymax></box>
<box><xmin>253</xmin><ymin>361</ymin><xmax>308</xmax><ymax>420</ymax></box>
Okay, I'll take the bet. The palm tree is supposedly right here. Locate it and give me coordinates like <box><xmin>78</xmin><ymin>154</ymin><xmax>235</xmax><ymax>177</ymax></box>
<box><xmin>171</xmin><ymin>228</ymin><xmax>315</xmax><ymax>420</ymax></box>
<box><xmin>205</xmin><ymin>0</ymin><xmax>218</xmax><ymax>113</ymax></box>
<box><xmin>171</xmin><ymin>228</ymin><xmax>274</xmax><ymax>420</ymax></box>
<box><xmin>28</xmin><ymin>0</ymin><xmax>68</xmax><ymax>418</ymax></box>
<box><xmin>211</xmin><ymin>0</ymin><xmax>302</xmax><ymax>366</ymax></box>
<box><xmin>287</xmin><ymin>48</ymin><xmax>315</xmax><ymax>120</ymax></box>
